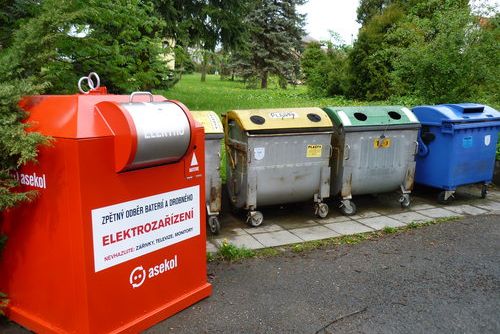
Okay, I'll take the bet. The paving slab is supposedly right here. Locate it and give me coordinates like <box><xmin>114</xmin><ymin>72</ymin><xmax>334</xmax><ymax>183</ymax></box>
<box><xmin>217</xmin><ymin>227</ymin><xmax>248</xmax><ymax>237</ymax></box>
<box><xmin>213</xmin><ymin>234</ymin><xmax>264</xmax><ymax>250</ymax></box>
<box><xmin>349</xmin><ymin>211</ymin><xmax>381</xmax><ymax>220</ymax></box>
<box><xmin>325</xmin><ymin>221</ymin><xmax>375</xmax><ymax>235</ymax></box>
<box><xmin>473</xmin><ymin>200</ymin><xmax>500</xmax><ymax>212</ymax></box>
<box><xmin>417</xmin><ymin>208</ymin><xmax>461</xmax><ymax>219</ymax></box>
<box><xmin>252</xmin><ymin>230</ymin><xmax>303</xmax><ymax>247</ymax></box>
<box><xmin>206</xmin><ymin>241</ymin><xmax>218</xmax><ymax>253</ymax></box>
<box><xmin>411</xmin><ymin>203</ymin><xmax>437</xmax><ymax>210</ymax></box>
<box><xmin>386</xmin><ymin>211</ymin><xmax>430</xmax><ymax>224</ymax></box>
<box><xmin>357</xmin><ymin>216</ymin><xmax>406</xmax><ymax>230</ymax></box>
<box><xmin>289</xmin><ymin>225</ymin><xmax>340</xmax><ymax>241</ymax></box>
<box><xmin>274</xmin><ymin>218</ymin><xmax>321</xmax><ymax>230</ymax></box>
<box><xmin>317</xmin><ymin>215</ymin><xmax>352</xmax><ymax>224</ymax></box>
<box><xmin>244</xmin><ymin>224</ymin><xmax>284</xmax><ymax>234</ymax></box>
<box><xmin>444</xmin><ymin>204</ymin><xmax>488</xmax><ymax>216</ymax></box>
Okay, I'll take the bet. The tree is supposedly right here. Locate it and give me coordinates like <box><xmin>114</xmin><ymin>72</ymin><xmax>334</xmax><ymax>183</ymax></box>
<box><xmin>4</xmin><ymin>0</ymin><xmax>169</xmax><ymax>94</ymax></box>
<box><xmin>389</xmin><ymin>4</ymin><xmax>499</xmax><ymax>104</ymax></box>
<box><xmin>348</xmin><ymin>3</ymin><xmax>404</xmax><ymax>100</ymax></box>
<box><xmin>232</xmin><ymin>0</ymin><xmax>306</xmax><ymax>88</ymax></box>
<box><xmin>0</xmin><ymin>0</ymin><xmax>40</xmax><ymax>49</ymax></box>
<box><xmin>356</xmin><ymin>0</ymin><xmax>390</xmax><ymax>25</ymax></box>
<box><xmin>301</xmin><ymin>39</ymin><xmax>350</xmax><ymax>97</ymax></box>
<box><xmin>349</xmin><ymin>0</ymin><xmax>471</xmax><ymax>101</ymax></box>
<box><xmin>301</xmin><ymin>42</ymin><xmax>325</xmax><ymax>83</ymax></box>
<box><xmin>153</xmin><ymin>0</ymin><xmax>250</xmax><ymax>82</ymax></box>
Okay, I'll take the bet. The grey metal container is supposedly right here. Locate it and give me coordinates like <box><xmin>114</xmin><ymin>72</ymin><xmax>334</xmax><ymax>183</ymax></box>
<box><xmin>323</xmin><ymin>106</ymin><xmax>421</xmax><ymax>215</ymax></box>
<box><xmin>192</xmin><ymin>111</ymin><xmax>224</xmax><ymax>234</ymax></box>
<box><xmin>224</xmin><ymin>108</ymin><xmax>333</xmax><ymax>227</ymax></box>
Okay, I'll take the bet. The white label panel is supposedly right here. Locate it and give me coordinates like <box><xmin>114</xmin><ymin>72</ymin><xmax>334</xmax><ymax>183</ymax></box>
<box><xmin>91</xmin><ymin>186</ymin><xmax>200</xmax><ymax>272</ymax></box>
<box><xmin>269</xmin><ymin>112</ymin><xmax>298</xmax><ymax>119</ymax></box>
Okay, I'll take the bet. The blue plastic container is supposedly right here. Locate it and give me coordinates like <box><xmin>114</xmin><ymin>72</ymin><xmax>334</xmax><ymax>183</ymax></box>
<box><xmin>412</xmin><ymin>103</ymin><xmax>500</xmax><ymax>202</ymax></box>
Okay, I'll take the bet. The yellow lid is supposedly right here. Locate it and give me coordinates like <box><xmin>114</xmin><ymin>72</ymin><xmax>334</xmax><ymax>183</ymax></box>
<box><xmin>227</xmin><ymin>107</ymin><xmax>333</xmax><ymax>131</ymax></box>
<box><xmin>192</xmin><ymin>111</ymin><xmax>223</xmax><ymax>134</ymax></box>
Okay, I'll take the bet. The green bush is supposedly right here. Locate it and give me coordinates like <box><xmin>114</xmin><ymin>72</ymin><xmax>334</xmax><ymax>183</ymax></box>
<box><xmin>301</xmin><ymin>42</ymin><xmax>350</xmax><ymax>97</ymax></box>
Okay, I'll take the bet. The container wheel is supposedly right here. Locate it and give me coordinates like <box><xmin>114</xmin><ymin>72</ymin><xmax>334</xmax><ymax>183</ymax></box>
<box><xmin>315</xmin><ymin>203</ymin><xmax>329</xmax><ymax>218</ymax></box>
<box><xmin>208</xmin><ymin>215</ymin><xmax>221</xmax><ymax>235</ymax></box>
<box><xmin>247</xmin><ymin>211</ymin><xmax>264</xmax><ymax>227</ymax></box>
<box><xmin>481</xmin><ymin>185</ymin><xmax>488</xmax><ymax>199</ymax></box>
<box><xmin>399</xmin><ymin>194</ymin><xmax>411</xmax><ymax>208</ymax></box>
<box><xmin>437</xmin><ymin>191</ymin><xmax>453</xmax><ymax>204</ymax></box>
<box><xmin>340</xmin><ymin>200</ymin><xmax>356</xmax><ymax>216</ymax></box>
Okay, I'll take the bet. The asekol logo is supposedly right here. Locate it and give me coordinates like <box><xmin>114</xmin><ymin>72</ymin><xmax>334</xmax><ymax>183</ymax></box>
<box><xmin>129</xmin><ymin>255</ymin><xmax>178</xmax><ymax>288</ymax></box>
<box><xmin>129</xmin><ymin>266</ymin><xmax>146</xmax><ymax>288</ymax></box>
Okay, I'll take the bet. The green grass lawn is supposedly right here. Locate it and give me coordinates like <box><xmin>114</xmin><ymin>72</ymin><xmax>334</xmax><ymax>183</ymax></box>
<box><xmin>156</xmin><ymin>73</ymin><xmax>369</xmax><ymax>115</ymax></box>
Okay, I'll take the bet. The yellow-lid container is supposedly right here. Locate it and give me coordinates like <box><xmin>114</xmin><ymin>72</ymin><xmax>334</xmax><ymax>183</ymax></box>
<box><xmin>192</xmin><ymin>111</ymin><xmax>224</xmax><ymax>135</ymax></box>
<box><xmin>226</xmin><ymin>107</ymin><xmax>333</xmax><ymax>132</ymax></box>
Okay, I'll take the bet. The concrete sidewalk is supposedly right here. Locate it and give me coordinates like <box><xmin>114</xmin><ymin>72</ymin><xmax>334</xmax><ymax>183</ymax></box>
<box><xmin>207</xmin><ymin>184</ymin><xmax>500</xmax><ymax>252</ymax></box>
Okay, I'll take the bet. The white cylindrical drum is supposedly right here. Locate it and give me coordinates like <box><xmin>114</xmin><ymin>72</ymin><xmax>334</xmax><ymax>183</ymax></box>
<box><xmin>121</xmin><ymin>102</ymin><xmax>191</xmax><ymax>170</ymax></box>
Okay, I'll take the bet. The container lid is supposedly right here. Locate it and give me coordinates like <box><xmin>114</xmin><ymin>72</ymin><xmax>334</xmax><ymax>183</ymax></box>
<box><xmin>412</xmin><ymin>103</ymin><xmax>500</xmax><ymax>125</ymax></box>
<box><xmin>192</xmin><ymin>111</ymin><xmax>224</xmax><ymax>134</ymax></box>
<box><xmin>226</xmin><ymin>107</ymin><xmax>333</xmax><ymax>132</ymax></box>
<box><xmin>323</xmin><ymin>106</ymin><xmax>420</xmax><ymax>128</ymax></box>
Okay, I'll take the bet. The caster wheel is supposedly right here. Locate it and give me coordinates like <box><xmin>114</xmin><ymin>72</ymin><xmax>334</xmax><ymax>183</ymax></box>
<box><xmin>208</xmin><ymin>215</ymin><xmax>221</xmax><ymax>235</ymax></box>
<box><xmin>247</xmin><ymin>211</ymin><xmax>264</xmax><ymax>227</ymax></box>
<box><xmin>438</xmin><ymin>191</ymin><xmax>454</xmax><ymax>204</ymax></box>
<box><xmin>481</xmin><ymin>185</ymin><xmax>488</xmax><ymax>199</ymax></box>
<box><xmin>399</xmin><ymin>194</ymin><xmax>411</xmax><ymax>208</ymax></box>
<box><xmin>340</xmin><ymin>200</ymin><xmax>356</xmax><ymax>216</ymax></box>
<box><xmin>315</xmin><ymin>203</ymin><xmax>329</xmax><ymax>218</ymax></box>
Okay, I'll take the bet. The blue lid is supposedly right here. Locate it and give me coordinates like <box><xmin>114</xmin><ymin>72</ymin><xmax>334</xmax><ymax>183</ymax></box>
<box><xmin>412</xmin><ymin>103</ymin><xmax>500</xmax><ymax>125</ymax></box>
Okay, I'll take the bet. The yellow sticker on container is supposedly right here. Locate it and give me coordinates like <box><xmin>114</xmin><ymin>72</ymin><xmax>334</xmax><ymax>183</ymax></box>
<box><xmin>381</xmin><ymin>138</ymin><xmax>391</xmax><ymax>148</ymax></box>
<box><xmin>374</xmin><ymin>138</ymin><xmax>391</xmax><ymax>149</ymax></box>
<box><xmin>306</xmin><ymin>144</ymin><xmax>322</xmax><ymax>157</ymax></box>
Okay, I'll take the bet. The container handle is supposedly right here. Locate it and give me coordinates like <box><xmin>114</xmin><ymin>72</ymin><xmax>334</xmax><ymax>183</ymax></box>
<box><xmin>413</xmin><ymin>140</ymin><xmax>419</xmax><ymax>155</ymax></box>
<box><xmin>129</xmin><ymin>91</ymin><xmax>154</xmax><ymax>103</ymax></box>
<box><xmin>417</xmin><ymin>137</ymin><xmax>429</xmax><ymax>157</ymax></box>
<box><xmin>225</xmin><ymin>143</ymin><xmax>236</xmax><ymax>170</ymax></box>
<box><xmin>344</xmin><ymin>144</ymin><xmax>350</xmax><ymax>160</ymax></box>
<box><xmin>328</xmin><ymin>145</ymin><xmax>333</xmax><ymax>158</ymax></box>
<box><xmin>78</xmin><ymin>72</ymin><xmax>100</xmax><ymax>94</ymax></box>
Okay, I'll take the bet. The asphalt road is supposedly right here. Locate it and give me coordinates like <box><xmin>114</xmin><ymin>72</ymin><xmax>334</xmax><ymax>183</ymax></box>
<box><xmin>2</xmin><ymin>214</ymin><xmax>499</xmax><ymax>333</ymax></box>
<box><xmin>147</xmin><ymin>214</ymin><xmax>500</xmax><ymax>334</ymax></box>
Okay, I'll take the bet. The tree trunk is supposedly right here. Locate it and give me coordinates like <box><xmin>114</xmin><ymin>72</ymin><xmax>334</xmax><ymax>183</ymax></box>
<box><xmin>261</xmin><ymin>71</ymin><xmax>268</xmax><ymax>89</ymax></box>
<box><xmin>201</xmin><ymin>51</ymin><xmax>208</xmax><ymax>82</ymax></box>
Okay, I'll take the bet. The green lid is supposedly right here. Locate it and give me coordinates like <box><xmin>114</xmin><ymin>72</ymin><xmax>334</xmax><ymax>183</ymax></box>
<box><xmin>323</xmin><ymin>106</ymin><xmax>419</xmax><ymax>127</ymax></box>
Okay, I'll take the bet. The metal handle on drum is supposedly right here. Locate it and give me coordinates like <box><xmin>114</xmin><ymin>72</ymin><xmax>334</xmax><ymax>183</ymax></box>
<box><xmin>129</xmin><ymin>91</ymin><xmax>154</xmax><ymax>103</ymax></box>
<box><xmin>328</xmin><ymin>144</ymin><xmax>333</xmax><ymax>158</ymax></box>
<box><xmin>344</xmin><ymin>144</ymin><xmax>350</xmax><ymax>160</ymax></box>
<box><xmin>414</xmin><ymin>140</ymin><xmax>419</xmax><ymax>155</ymax></box>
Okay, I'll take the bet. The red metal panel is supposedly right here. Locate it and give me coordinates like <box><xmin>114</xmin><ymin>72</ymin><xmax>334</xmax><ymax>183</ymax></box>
<box><xmin>0</xmin><ymin>90</ymin><xmax>211</xmax><ymax>333</ymax></box>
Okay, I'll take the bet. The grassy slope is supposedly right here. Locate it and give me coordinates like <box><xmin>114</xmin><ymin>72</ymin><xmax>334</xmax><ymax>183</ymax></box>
<box><xmin>156</xmin><ymin>74</ymin><xmax>370</xmax><ymax>115</ymax></box>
